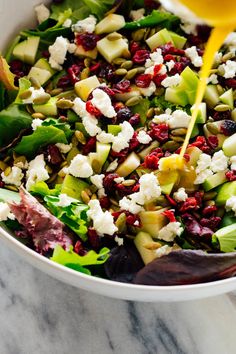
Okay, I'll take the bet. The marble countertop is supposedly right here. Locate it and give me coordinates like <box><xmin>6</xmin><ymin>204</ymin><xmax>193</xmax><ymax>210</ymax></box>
<box><xmin>0</xmin><ymin>243</ymin><xmax>235</xmax><ymax>354</ymax></box>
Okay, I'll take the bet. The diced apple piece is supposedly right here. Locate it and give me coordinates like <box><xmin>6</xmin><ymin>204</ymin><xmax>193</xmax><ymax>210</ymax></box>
<box><xmin>191</xmin><ymin>102</ymin><xmax>207</xmax><ymax>124</ymax></box>
<box><xmin>134</xmin><ymin>232</ymin><xmax>158</xmax><ymax>265</ymax></box>
<box><xmin>115</xmin><ymin>85</ymin><xmax>141</xmax><ymax>102</ymax></box>
<box><xmin>13</xmin><ymin>37</ymin><xmax>40</xmax><ymax>65</ymax></box>
<box><xmin>0</xmin><ymin>56</ymin><xmax>18</xmax><ymax>90</ymax></box>
<box><xmin>33</xmin><ymin>97</ymin><xmax>58</xmax><ymax>116</ymax></box>
<box><xmin>138</xmin><ymin>141</ymin><xmax>160</xmax><ymax>161</ymax></box>
<box><xmin>220</xmin><ymin>88</ymin><xmax>234</xmax><ymax>110</ymax></box>
<box><xmin>12</xmin><ymin>41</ymin><xmax>27</xmax><ymax>62</ymax></box>
<box><xmin>95</xmin><ymin>14</ymin><xmax>125</xmax><ymax>34</ymax></box>
<box><xmin>75</xmin><ymin>75</ymin><xmax>100</xmax><ymax>101</ymax></box>
<box><xmin>157</xmin><ymin>170</ymin><xmax>180</xmax><ymax>194</ymax></box>
<box><xmin>146</xmin><ymin>28</ymin><xmax>173</xmax><ymax>51</ymax></box>
<box><xmin>97</xmin><ymin>36</ymin><xmax>128</xmax><ymax>63</ymax></box>
<box><xmin>169</xmin><ymin>31</ymin><xmax>187</xmax><ymax>49</ymax></box>
<box><xmin>61</xmin><ymin>175</ymin><xmax>89</xmax><ymax>201</ymax></box>
<box><xmin>28</xmin><ymin>67</ymin><xmax>52</xmax><ymax>86</ymax></box>
<box><xmin>203</xmin><ymin>171</ymin><xmax>227</xmax><ymax>191</ymax></box>
<box><xmin>116</xmin><ymin>152</ymin><xmax>140</xmax><ymax>177</ymax></box>
<box><xmin>203</xmin><ymin>124</ymin><xmax>226</xmax><ymax>148</ymax></box>
<box><xmin>74</xmin><ymin>45</ymin><xmax>98</xmax><ymax>60</ymax></box>
<box><xmin>186</xmin><ymin>146</ymin><xmax>202</xmax><ymax>167</ymax></box>
<box><xmin>223</xmin><ymin>133</ymin><xmax>236</xmax><ymax>157</ymax></box>
<box><xmin>34</xmin><ymin>58</ymin><xmax>55</xmax><ymax>76</ymax></box>
<box><xmin>178</xmin><ymin>167</ymin><xmax>198</xmax><ymax>192</ymax></box>
<box><xmin>216</xmin><ymin>181</ymin><xmax>236</xmax><ymax>206</ymax></box>
<box><xmin>204</xmin><ymin>85</ymin><xmax>219</xmax><ymax>108</ymax></box>
<box><xmin>165</xmin><ymin>87</ymin><xmax>189</xmax><ymax>106</ymax></box>
<box><xmin>139</xmin><ymin>210</ymin><xmax>168</xmax><ymax>239</ymax></box>
<box><xmin>107</xmin><ymin>125</ymin><xmax>121</xmax><ymax>135</ymax></box>
<box><xmin>89</xmin><ymin>142</ymin><xmax>111</xmax><ymax>172</ymax></box>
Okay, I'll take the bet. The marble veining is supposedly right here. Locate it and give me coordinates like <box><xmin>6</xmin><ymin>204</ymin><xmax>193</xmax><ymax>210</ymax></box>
<box><xmin>0</xmin><ymin>241</ymin><xmax>235</xmax><ymax>354</ymax></box>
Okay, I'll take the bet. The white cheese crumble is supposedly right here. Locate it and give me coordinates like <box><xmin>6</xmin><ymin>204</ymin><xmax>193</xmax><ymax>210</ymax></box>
<box><xmin>137</xmin><ymin>130</ymin><xmax>152</xmax><ymax>144</ymax></box>
<box><xmin>194</xmin><ymin>153</ymin><xmax>212</xmax><ymax>184</ymax></box>
<box><xmin>49</xmin><ymin>36</ymin><xmax>74</xmax><ymax>71</ymax></box>
<box><xmin>26</xmin><ymin>154</ymin><xmax>49</xmax><ymax>191</ymax></box>
<box><xmin>166</xmin><ymin>60</ymin><xmax>175</xmax><ymax>72</ymax></box>
<box><xmin>230</xmin><ymin>156</ymin><xmax>236</xmax><ymax>171</ymax></box>
<box><xmin>130</xmin><ymin>8</ymin><xmax>145</xmax><ymax>21</ymax></box>
<box><xmin>158</xmin><ymin>221</ymin><xmax>183</xmax><ymax>242</ymax></box>
<box><xmin>161</xmin><ymin>74</ymin><xmax>181</xmax><ymax>88</ymax></box>
<box><xmin>226</xmin><ymin>196</ymin><xmax>236</xmax><ymax>216</ymax></box>
<box><xmin>97</xmin><ymin>132</ymin><xmax>114</xmax><ymax>144</ymax></box>
<box><xmin>173</xmin><ymin>188</ymin><xmax>188</xmax><ymax>202</ymax></box>
<box><xmin>65</xmin><ymin>154</ymin><xmax>93</xmax><ymax>178</ymax></box>
<box><xmin>211</xmin><ymin>150</ymin><xmax>229</xmax><ymax>173</ymax></box>
<box><xmin>185</xmin><ymin>46</ymin><xmax>203</xmax><ymax>67</ymax></box>
<box><xmin>139</xmin><ymin>81</ymin><xmax>156</xmax><ymax>97</ymax></box>
<box><xmin>1</xmin><ymin>167</ymin><xmax>23</xmax><ymax>187</ymax></box>
<box><xmin>155</xmin><ymin>245</ymin><xmax>173</xmax><ymax>258</ymax></box>
<box><xmin>153</xmin><ymin>110</ymin><xmax>191</xmax><ymax>129</ymax></box>
<box><xmin>31</xmin><ymin>118</ymin><xmax>42</xmax><ymax>131</ymax></box>
<box><xmin>194</xmin><ymin>169</ymin><xmax>213</xmax><ymax>185</ymax></box>
<box><xmin>55</xmin><ymin>194</ymin><xmax>76</xmax><ymax>207</ymax></box>
<box><xmin>106</xmin><ymin>159</ymin><xmax>119</xmax><ymax>172</ymax></box>
<box><xmin>115</xmin><ymin>235</ymin><xmax>124</xmax><ymax>246</ymax></box>
<box><xmin>145</xmin><ymin>49</ymin><xmax>165</xmax><ymax>76</ymax></box>
<box><xmin>112</xmin><ymin>121</ymin><xmax>134</xmax><ymax>153</ymax></box>
<box><xmin>91</xmin><ymin>89</ymin><xmax>116</xmax><ymax>118</ymax></box>
<box><xmin>119</xmin><ymin>173</ymin><xmax>162</xmax><ymax>214</ymax></box>
<box><xmin>219</xmin><ymin>60</ymin><xmax>236</xmax><ymax>79</ymax></box>
<box><xmin>63</xmin><ymin>19</ymin><xmax>72</xmax><ymax>28</ymax></box>
<box><xmin>55</xmin><ymin>143</ymin><xmax>72</xmax><ymax>154</ymax></box>
<box><xmin>35</xmin><ymin>4</ymin><xmax>50</xmax><ymax>24</ymax></box>
<box><xmin>207</xmin><ymin>74</ymin><xmax>218</xmax><ymax>85</ymax></box>
<box><xmin>22</xmin><ymin>87</ymin><xmax>46</xmax><ymax>105</ymax></box>
<box><xmin>72</xmin><ymin>15</ymin><xmax>97</xmax><ymax>33</ymax></box>
<box><xmin>0</xmin><ymin>202</ymin><xmax>15</xmax><ymax>222</ymax></box>
<box><xmin>114</xmin><ymin>177</ymin><xmax>125</xmax><ymax>184</ymax></box>
<box><xmin>90</xmin><ymin>174</ymin><xmax>106</xmax><ymax>198</ymax></box>
<box><xmin>73</xmin><ymin>97</ymin><xmax>101</xmax><ymax>136</ymax></box>
<box><xmin>87</xmin><ymin>199</ymin><xmax>118</xmax><ymax>236</ymax></box>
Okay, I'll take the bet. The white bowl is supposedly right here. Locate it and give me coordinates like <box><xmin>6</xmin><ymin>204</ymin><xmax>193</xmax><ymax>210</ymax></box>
<box><xmin>1</xmin><ymin>0</ymin><xmax>236</xmax><ymax>302</ymax></box>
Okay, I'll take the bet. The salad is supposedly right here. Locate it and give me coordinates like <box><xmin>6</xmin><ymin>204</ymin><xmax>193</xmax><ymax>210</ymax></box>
<box><xmin>0</xmin><ymin>0</ymin><xmax>236</xmax><ymax>286</ymax></box>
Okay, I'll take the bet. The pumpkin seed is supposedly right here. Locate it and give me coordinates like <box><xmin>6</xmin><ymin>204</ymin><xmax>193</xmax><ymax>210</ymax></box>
<box><xmin>136</xmin><ymin>66</ymin><xmax>146</xmax><ymax>74</ymax></box>
<box><xmin>107</xmin><ymin>32</ymin><xmax>123</xmax><ymax>41</ymax></box>
<box><xmin>206</xmin><ymin>122</ymin><xmax>219</xmax><ymax>134</ymax></box>
<box><xmin>125</xmin><ymin>95</ymin><xmax>142</xmax><ymax>107</ymax></box>
<box><xmin>14</xmin><ymin>156</ymin><xmax>27</xmax><ymax>167</ymax></box>
<box><xmin>84</xmin><ymin>58</ymin><xmax>91</xmax><ymax>68</ymax></box>
<box><xmin>162</xmin><ymin>140</ymin><xmax>180</xmax><ymax>152</ymax></box>
<box><xmin>33</xmin><ymin>93</ymin><xmax>51</xmax><ymax>105</ymax></box>
<box><xmin>30</xmin><ymin>77</ymin><xmax>41</xmax><ymax>89</ymax></box>
<box><xmin>4</xmin><ymin>166</ymin><xmax>12</xmax><ymax>177</ymax></box>
<box><xmin>121</xmin><ymin>60</ymin><xmax>133</xmax><ymax>70</ymax></box>
<box><xmin>216</xmin><ymin>84</ymin><xmax>224</xmax><ymax>95</ymax></box>
<box><xmin>148</xmin><ymin>28</ymin><xmax>157</xmax><ymax>38</ymax></box>
<box><xmin>122</xmin><ymin>179</ymin><xmax>135</xmax><ymax>187</ymax></box>
<box><xmin>222</xmin><ymin>51</ymin><xmax>234</xmax><ymax>62</ymax></box>
<box><xmin>81</xmin><ymin>190</ymin><xmax>90</xmax><ymax>204</ymax></box>
<box><xmin>47</xmin><ymin>173</ymin><xmax>58</xmax><ymax>184</ymax></box>
<box><xmin>146</xmin><ymin>107</ymin><xmax>155</xmax><ymax>119</ymax></box>
<box><xmin>0</xmin><ymin>161</ymin><xmax>8</xmax><ymax>171</ymax></box>
<box><xmin>80</xmin><ymin>67</ymin><xmax>90</xmax><ymax>80</ymax></box>
<box><xmin>113</xmin><ymin>57</ymin><xmax>126</xmax><ymax>65</ymax></box>
<box><xmin>26</xmin><ymin>104</ymin><xmax>34</xmax><ymax>115</ymax></box>
<box><xmin>115</xmin><ymin>68</ymin><xmax>128</xmax><ymax>76</ymax></box>
<box><xmin>115</xmin><ymin>213</ymin><xmax>127</xmax><ymax>234</ymax></box>
<box><xmin>71</xmin><ymin>135</ymin><xmax>79</xmax><ymax>147</ymax></box>
<box><xmin>205</xmin><ymin>200</ymin><xmax>216</xmax><ymax>206</ymax></box>
<box><xmin>3</xmin><ymin>156</ymin><xmax>11</xmax><ymax>163</ymax></box>
<box><xmin>143</xmin><ymin>28</ymin><xmax>151</xmax><ymax>40</ymax></box>
<box><xmin>5</xmin><ymin>185</ymin><xmax>18</xmax><ymax>192</ymax></box>
<box><xmin>84</xmin><ymin>188</ymin><xmax>92</xmax><ymax>197</ymax></box>
<box><xmin>92</xmin><ymin>159</ymin><xmax>101</xmax><ymax>174</ymax></box>
<box><xmin>75</xmin><ymin>130</ymin><xmax>86</xmax><ymax>145</ymax></box>
<box><xmin>203</xmin><ymin>191</ymin><xmax>217</xmax><ymax>201</ymax></box>
<box><xmin>132</xmin><ymin>28</ymin><xmax>146</xmax><ymax>41</ymax></box>
<box><xmin>170</xmin><ymin>135</ymin><xmax>185</xmax><ymax>142</ymax></box>
<box><xmin>144</xmin><ymin>241</ymin><xmax>162</xmax><ymax>250</ymax></box>
<box><xmin>214</xmin><ymin>104</ymin><xmax>231</xmax><ymax>112</ymax></box>
<box><xmin>154</xmin><ymin>107</ymin><xmax>163</xmax><ymax>115</ymax></box>
<box><xmin>60</xmin><ymin>160</ymin><xmax>68</xmax><ymax>168</ymax></box>
<box><xmin>56</xmin><ymin>98</ymin><xmax>74</xmax><ymax>109</ymax></box>
<box><xmin>122</xmin><ymin>48</ymin><xmax>131</xmax><ymax>59</ymax></box>
<box><xmin>125</xmin><ymin>68</ymin><xmax>138</xmax><ymax>80</ymax></box>
<box><xmin>58</xmin><ymin>168</ymin><xmax>67</xmax><ymax>178</ymax></box>
<box><xmin>110</xmin><ymin>197</ymin><xmax>119</xmax><ymax>206</ymax></box>
<box><xmin>50</xmin><ymin>88</ymin><xmax>63</xmax><ymax>96</ymax></box>
<box><xmin>31</xmin><ymin>112</ymin><xmax>46</xmax><ymax>119</ymax></box>
<box><xmin>171</xmin><ymin>128</ymin><xmax>187</xmax><ymax>136</ymax></box>
<box><xmin>19</xmin><ymin>89</ymin><xmax>32</xmax><ymax>100</ymax></box>
<box><xmin>91</xmin><ymin>194</ymin><xmax>97</xmax><ymax>200</ymax></box>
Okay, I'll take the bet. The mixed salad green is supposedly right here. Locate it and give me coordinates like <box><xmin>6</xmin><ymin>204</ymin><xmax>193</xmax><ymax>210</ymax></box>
<box><xmin>1</xmin><ymin>0</ymin><xmax>236</xmax><ymax>285</ymax></box>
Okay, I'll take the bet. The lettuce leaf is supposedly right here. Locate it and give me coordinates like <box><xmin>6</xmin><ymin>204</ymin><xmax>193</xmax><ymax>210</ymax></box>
<box><xmin>51</xmin><ymin>245</ymin><xmax>110</xmax><ymax>275</ymax></box>
<box><xmin>124</xmin><ymin>10</ymin><xmax>180</xmax><ymax>30</ymax></box>
<box><xmin>30</xmin><ymin>181</ymin><xmax>61</xmax><ymax>197</ymax></box>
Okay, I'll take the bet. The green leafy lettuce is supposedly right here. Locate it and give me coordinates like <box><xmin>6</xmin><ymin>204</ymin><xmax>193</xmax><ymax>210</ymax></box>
<box><xmin>51</xmin><ymin>245</ymin><xmax>110</xmax><ymax>275</ymax></box>
<box><xmin>124</xmin><ymin>10</ymin><xmax>180</xmax><ymax>30</ymax></box>
<box><xmin>30</xmin><ymin>181</ymin><xmax>61</xmax><ymax>197</ymax></box>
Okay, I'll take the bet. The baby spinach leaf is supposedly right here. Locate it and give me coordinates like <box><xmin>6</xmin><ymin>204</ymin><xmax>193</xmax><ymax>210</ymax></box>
<box><xmin>124</xmin><ymin>10</ymin><xmax>180</xmax><ymax>30</ymax></box>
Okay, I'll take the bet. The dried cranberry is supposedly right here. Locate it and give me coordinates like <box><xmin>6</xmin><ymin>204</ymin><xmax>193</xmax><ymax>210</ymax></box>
<box><xmin>162</xmin><ymin>210</ymin><xmax>176</xmax><ymax>222</ymax></box>
<box><xmin>225</xmin><ymin>78</ymin><xmax>236</xmax><ymax>89</ymax></box>
<box><xmin>164</xmin><ymin>54</ymin><xmax>175</xmax><ymax>62</ymax></box>
<box><xmin>116</xmin><ymin>183</ymin><xmax>135</xmax><ymax>196</ymax></box>
<box><xmin>90</xmin><ymin>62</ymin><xmax>101</xmax><ymax>73</ymax></box>
<box><xmin>99</xmin><ymin>196</ymin><xmax>111</xmax><ymax>209</ymax></box>
<box><xmin>220</xmin><ymin>120</ymin><xmax>236</xmax><ymax>136</ymax></box>
<box><xmin>116</xmin><ymin>107</ymin><xmax>133</xmax><ymax>122</ymax></box>
<box><xmin>67</xmin><ymin>64</ymin><xmax>83</xmax><ymax>84</ymax></box>
<box><xmin>133</xmin><ymin>50</ymin><xmax>150</xmax><ymax>65</ymax></box>
<box><xmin>202</xmin><ymin>205</ymin><xmax>217</xmax><ymax>217</ymax></box>
<box><xmin>135</xmin><ymin>74</ymin><xmax>152</xmax><ymax>88</ymax></box>
<box><xmin>129</xmin><ymin>113</ymin><xmax>140</xmax><ymax>126</ymax></box>
<box><xmin>99</xmin><ymin>85</ymin><xmax>116</xmax><ymax>97</ymax></box>
<box><xmin>149</xmin><ymin>123</ymin><xmax>169</xmax><ymax>143</ymax></box>
<box><xmin>130</xmin><ymin>41</ymin><xmax>141</xmax><ymax>54</ymax></box>
<box><xmin>87</xmin><ymin>228</ymin><xmax>100</xmax><ymax>250</ymax></box>
<box><xmin>153</xmin><ymin>73</ymin><xmax>167</xmax><ymax>86</ymax></box>
<box><xmin>42</xmin><ymin>50</ymin><xmax>50</xmax><ymax>58</ymax></box>
<box><xmin>9</xmin><ymin>60</ymin><xmax>23</xmax><ymax>73</ymax></box>
<box><xmin>0</xmin><ymin>180</ymin><xmax>5</xmax><ymax>188</ymax></box>
<box><xmin>213</xmin><ymin>110</ymin><xmax>232</xmax><ymax>121</ymax></box>
<box><xmin>76</xmin><ymin>33</ymin><xmax>99</xmax><ymax>51</ymax></box>
<box><xmin>160</xmin><ymin>43</ymin><xmax>185</xmax><ymax>56</ymax></box>
<box><xmin>207</xmin><ymin>136</ymin><xmax>218</xmax><ymax>150</ymax></box>
<box><xmin>126</xmin><ymin>213</ymin><xmax>141</xmax><ymax>227</ymax></box>
<box><xmin>86</xmin><ymin>101</ymin><xmax>102</xmax><ymax>118</ymax></box>
<box><xmin>226</xmin><ymin>170</ymin><xmax>236</xmax><ymax>181</ymax></box>
<box><xmin>179</xmin><ymin>197</ymin><xmax>198</xmax><ymax>213</ymax></box>
<box><xmin>194</xmin><ymin>191</ymin><xmax>204</xmax><ymax>207</ymax></box>
<box><xmin>82</xmin><ymin>136</ymin><xmax>96</xmax><ymax>155</ymax></box>
<box><xmin>103</xmin><ymin>173</ymin><xmax>119</xmax><ymax>194</ymax></box>
<box><xmin>114</xmin><ymin>80</ymin><xmax>131</xmax><ymax>92</ymax></box>
<box><xmin>166</xmin><ymin>195</ymin><xmax>177</xmax><ymax>207</ymax></box>
<box><xmin>111</xmin><ymin>148</ymin><xmax>129</xmax><ymax>163</ymax></box>
<box><xmin>74</xmin><ymin>241</ymin><xmax>83</xmax><ymax>254</ymax></box>
<box><xmin>129</xmin><ymin>132</ymin><xmax>140</xmax><ymax>151</ymax></box>
<box><xmin>57</xmin><ymin>75</ymin><xmax>71</xmax><ymax>89</ymax></box>
<box><xmin>144</xmin><ymin>154</ymin><xmax>159</xmax><ymax>169</ymax></box>
<box><xmin>47</xmin><ymin>145</ymin><xmax>63</xmax><ymax>165</ymax></box>
<box><xmin>144</xmin><ymin>0</ymin><xmax>160</xmax><ymax>9</ymax></box>
<box><xmin>200</xmin><ymin>217</ymin><xmax>221</xmax><ymax>231</ymax></box>
<box><xmin>170</xmin><ymin>62</ymin><xmax>185</xmax><ymax>75</ymax></box>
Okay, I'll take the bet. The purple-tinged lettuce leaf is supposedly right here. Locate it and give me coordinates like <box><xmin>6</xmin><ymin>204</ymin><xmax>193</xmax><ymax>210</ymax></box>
<box><xmin>134</xmin><ymin>250</ymin><xmax>236</xmax><ymax>286</ymax></box>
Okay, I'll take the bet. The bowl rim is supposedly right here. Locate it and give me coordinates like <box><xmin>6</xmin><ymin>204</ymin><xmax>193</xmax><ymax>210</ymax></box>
<box><xmin>1</xmin><ymin>223</ymin><xmax>236</xmax><ymax>301</ymax></box>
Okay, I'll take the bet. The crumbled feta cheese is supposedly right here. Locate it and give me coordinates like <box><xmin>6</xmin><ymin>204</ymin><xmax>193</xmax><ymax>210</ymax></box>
<box><xmin>91</xmin><ymin>89</ymin><xmax>116</xmax><ymax>118</ymax></box>
<box><xmin>31</xmin><ymin>118</ymin><xmax>42</xmax><ymax>131</ymax></box>
<box><xmin>137</xmin><ymin>130</ymin><xmax>152</xmax><ymax>144</ymax></box>
<box><xmin>168</xmin><ymin>110</ymin><xmax>191</xmax><ymax>129</ymax></box>
<box><xmin>90</xmin><ymin>174</ymin><xmax>106</xmax><ymax>198</ymax></box>
<box><xmin>211</xmin><ymin>150</ymin><xmax>229</xmax><ymax>173</ymax></box>
<box><xmin>214</xmin><ymin>52</ymin><xmax>223</xmax><ymax>65</ymax></box>
<box><xmin>0</xmin><ymin>202</ymin><xmax>15</xmax><ymax>221</ymax></box>
<box><xmin>158</xmin><ymin>221</ymin><xmax>183</xmax><ymax>242</ymax></box>
<box><xmin>173</xmin><ymin>188</ymin><xmax>188</xmax><ymax>202</ymax></box>
<box><xmin>114</xmin><ymin>177</ymin><xmax>124</xmax><ymax>184</ymax></box>
<box><xmin>145</xmin><ymin>49</ymin><xmax>165</xmax><ymax>75</ymax></box>
<box><xmin>97</xmin><ymin>132</ymin><xmax>114</xmax><ymax>144</ymax></box>
<box><xmin>161</xmin><ymin>74</ymin><xmax>181</xmax><ymax>88</ymax></box>
<box><xmin>207</xmin><ymin>74</ymin><xmax>219</xmax><ymax>84</ymax></box>
<box><xmin>196</xmin><ymin>153</ymin><xmax>212</xmax><ymax>173</ymax></box>
<box><xmin>1</xmin><ymin>167</ymin><xmax>23</xmax><ymax>187</ymax></box>
<box><xmin>219</xmin><ymin>60</ymin><xmax>236</xmax><ymax>79</ymax></box>
<box><xmin>226</xmin><ymin>196</ymin><xmax>236</xmax><ymax>215</ymax></box>
<box><xmin>55</xmin><ymin>143</ymin><xmax>72</xmax><ymax>154</ymax></box>
<box><xmin>130</xmin><ymin>8</ymin><xmax>145</xmax><ymax>21</ymax></box>
<box><xmin>119</xmin><ymin>173</ymin><xmax>162</xmax><ymax>214</ymax></box>
<box><xmin>26</xmin><ymin>154</ymin><xmax>49</xmax><ymax>191</ymax></box>
<box><xmin>153</xmin><ymin>113</ymin><xmax>171</xmax><ymax>124</ymax></box>
<box><xmin>194</xmin><ymin>168</ymin><xmax>213</xmax><ymax>185</ymax></box>
<box><xmin>230</xmin><ymin>156</ymin><xmax>236</xmax><ymax>171</ymax></box>
<box><xmin>106</xmin><ymin>159</ymin><xmax>119</xmax><ymax>172</ymax></box>
<box><xmin>55</xmin><ymin>194</ymin><xmax>76</xmax><ymax>207</ymax></box>
<box><xmin>155</xmin><ymin>245</ymin><xmax>173</xmax><ymax>258</ymax></box>
<box><xmin>67</xmin><ymin>43</ymin><xmax>77</xmax><ymax>54</ymax></box>
<box><xmin>49</xmin><ymin>36</ymin><xmax>70</xmax><ymax>71</ymax></box>
<box><xmin>115</xmin><ymin>235</ymin><xmax>124</xmax><ymax>246</ymax></box>
<box><xmin>22</xmin><ymin>87</ymin><xmax>46</xmax><ymax>104</ymax></box>
<box><xmin>180</xmin><ymin>22</ymin><xmax>197</xmax><ymax>35</ymax></box>
<box><xmin>35</xmin><ymin>4</ymin><xmax>50</xmax><ymax>24</ymax></box>
<box><xmin>139</xmin><ymin>81</ymin><xmax>156</xmax><ymax>97</ymax></box>
<box><xmin>14</xmin><ymin>159</ymin><xmax>28</xmax><ymax>170</ymax></box>
<box><xmin>87</xmin><ymin>199</ymin><xmax>118</xmax><ymax>236</ymax></box>
<box><xmin>65</xmin><ymin>154</ymin><xmax>93</xmax><ymax>178</ymax></box>
<box><xmin>72</xmin><ymin>15</ymin><xmax>97</xmax><ymax>33</ymax></box>
<box><xmin>73</xmin><ymin>97</ymin><xmax>101</xmax><ymax>136</ymax></box>
<box><xmin>63</xmin><ymin>19</ymin><xmax>72</xmax><ymax>28</ymax></box>
<box><xmin>112</xmin><ymin>121</ymin><xmax>134</xmax><ymax>153</ymax></box>
<box><xmin>185</xmin><ymin>46</ymin><xmax>203</xmax><ymax>67</ymax></box>
<box><xmin>166</xmin><ymin>60</ymin><xmax>175</xmax><ymax>72</ymax></box>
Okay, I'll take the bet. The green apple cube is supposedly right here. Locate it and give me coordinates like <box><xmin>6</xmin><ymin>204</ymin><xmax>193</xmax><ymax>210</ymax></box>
<box><xmin>213</xmin><ymin>224</ymin><xmax>236</xmax><ymax>253</ymax></box>
<box><xmin>33</xmin><ymin>97</ymin><xmax>58</xmax><ymax>116</ymax></box>
<box><xmin>107</xmin><ymin>125</ymin><xmax>121</xmax><ymax>135</ymax></box>
<box><xmin>219</xmin><ymin>88</ymin><xmax>234</xmax><ymax>110</ymax></box>
<box><xmin>116</xmin><ymin>152</ymin><xmax>140</xmax><ymax>177</ymax></box>
<box><xmin>203</xmin><ymin>171</ymin><xmax>227</xmax><ymax>191</ymax></box>
<box><xmin>204</xmin><ymin>85</ymin><xmax>220</xmax><ymax>108</ymax></box>
<box><xmin>75</xmin><ymin>75</ymin><xmax>100</xmax><ymax>101</ymax></box>
<box><xmin>146</xmin><ymin>28</ymin><xmax>173</xmax><ymax>51</ymax></box>
<box><xmin>223</xmin><ymin>133</ymin><xmax>236</xmax><ymax>156</ymax></box>
<box><xmin>139</xmin><ymin>210</ymin><xmax>168</xmax><ymax>238</ymax></box>
<box><xmin>75</xmin><ymin>45</ymin><xmax>98</xmax><ymax>60</ymax></box>
<box><xmin>216</xmin><ymin>181</ymin><xmax>236</xmax><ymax>206</ymax></box>
<box><xmin>96</xmin><ymin>142</ymin><xmax>111</xmax><ymax>166</ymax></box>
<box><xmin>12</xmin><ymin>40</ymin><xmax>26</xmax><ymax>62</ymax></box>
<box><xmin>134</xmin><ymin>232</ymin><xmax>157</xmax><ymax>265</ymax></box>
<box><xmin>97</xmin><ymin>36</ymin><xmax>128</xmax><ymax>63</ymax></box>
<box><xmin>165</xmin><ymin>87</ymin><xmax>189</xmax><ymax>106</ymax></box>
<box><xmin>95</xmin><ymin>14</ymin><xmax>125</xmax><ymax>34</ymax></box>
<box><xmin>28</xmin><ymin>67</ymin><xmax>52</xmax><ymax>86</ymax></box>
<box><xmin>169</xmin><ymin>31</ymin><xmax>187</xmax><ymax>49</ymax></box>
<box><xmin>61</xmin><ymin>175</ymin><xmax>89</xmax><ymax>201</ymax></box>
<box><xmin>191</xmin><ymin>102</ymin><xmax>207</xmax><ymax>124</ymax></box>
<box><xmin>13</xmin><ymin>37</ymin><xmax>40</xmax><ymax>65</ymax></box>
<box><xmin>115</xmin><ymin>85</ymin><xmax>141</xmax><ymax>102</ymax></box>
<box><xmin>181</xmin><ymin>67</ymin><xmax>199</xmax><ymax>89</ymax></box>
<box><xmin>34</xmin><ymin>58</ymin><xmax>55</xmax><ymax>76</ymax></box>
